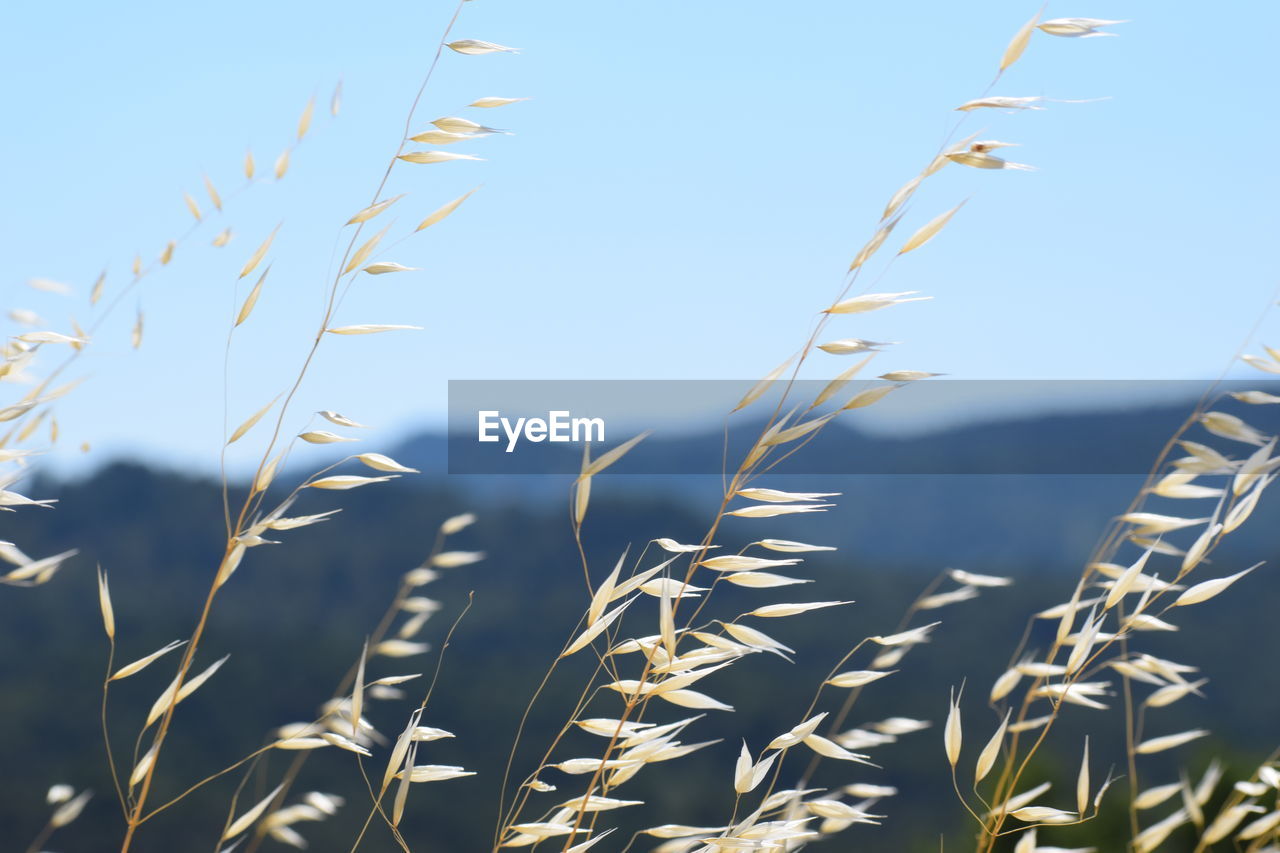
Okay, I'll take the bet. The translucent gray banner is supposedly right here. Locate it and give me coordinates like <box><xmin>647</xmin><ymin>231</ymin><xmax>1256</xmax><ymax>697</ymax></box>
<box><xmin>445</xmin><ymin>379</ymin><xmax>1278</xmax><ymax>475</ymax></box>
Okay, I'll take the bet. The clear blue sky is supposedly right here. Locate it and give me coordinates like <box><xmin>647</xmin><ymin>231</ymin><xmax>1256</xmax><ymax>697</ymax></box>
<box><xmin>3</xmin><ymin>1</ymin><xmax>1278</xmax><ymax>473</ymax></box>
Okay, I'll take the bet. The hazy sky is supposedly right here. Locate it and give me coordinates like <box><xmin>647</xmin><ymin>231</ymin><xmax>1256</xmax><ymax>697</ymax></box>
<box><xmin>3</xmin><ymin>1</ymin><xmax>1278</xmax><ymax>474</ymax></box>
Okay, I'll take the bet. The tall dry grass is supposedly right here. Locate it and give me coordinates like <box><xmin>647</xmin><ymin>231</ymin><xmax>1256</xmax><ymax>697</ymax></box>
<box><xmin>3</xmin><ymin>3</ymin><xmax>1279</xmax><ymax>853</ymax></box>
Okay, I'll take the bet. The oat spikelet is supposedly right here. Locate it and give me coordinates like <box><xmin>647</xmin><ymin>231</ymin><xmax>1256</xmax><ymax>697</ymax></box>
<box><xmin>580</xmin><ymin>431</ymin><xmax>650</xmax><ymax>479</ymax></box>
<box><xmin>1136</xmin><ymin>729</ymin><xmax>1210</xmax><ymax>754</ymax></box>
<box><xmin>363</xmin><ymin>262</ymin><xmax>419</xmax><ymax>275</ymax></box>
<box><xmin>392</xmin><ymin>742</ymin><xmax>417</xmax><ymax>826</ymax></box>
<box><xmin>130</xmin><ymin>744</ymin><xmax>157</xmax><ymax>788</ymax></box>
<box><xmin>1076</xmin><ymin>737</ymin><xmax>1090</xmax><ymax>816</ymax></box>
<box><xmin>447</xmin><ymin>39</ymin><xmax>519</xmax><ymax>55</ymax></box>
<box><xmin>325</xmin><ymin>324</ymin><xmax>423</xmax><ymax>335</ymax></box>
<box><xmin>440</xmin><ymin>513</ymin><xmax>475</xmax><ymax>535</ymax></box>
<box><xmin>1038</xmin><ymin>17</ymin><xmax>1126</xmax><ymax>38</ymax></box>
<box><xmin>812</xmin><ymin>356</ymin><xmax>875</xmax><ymax>407</ymax></box>
<box><xmin>223</xmin><ymin>784</ymin><xmax>284</xmax><ymax>840</ymax></box>
<box><xmin>563</xmin><ymin>599</ymin><xmax>633</xmax><ymax>657</ymax></box>
<box><xmin>843</xmin><ymin>384</ymin><xmax>896</xmax><ymax>410</ymax></box>
<box><xmin>850</xmin><ymin>217</ymin><xmax>899</xmax><ymax>270</ymax></box>
<box><xmin>97</xmin><ymin>566</ymin><xmax>115</xmax><ymax>639</ymax></box>
<box><xmin>733</xmin><ymin>357</ymin><xmax>793</xmax><ymax>412</ymax></box>
<box><xmin>347</xmin><ymin>194</ymin><xmax>405</xmax><ymax>225</ymax></box>
<box><xmin>111</xmin><ymin>639</ymin><xmax>186</xmax><ymax>681</ymax></box>
<box><xmin>574</xmin><ymin>474</ymin><xmax>591</xmax><ymax>524</ymax></box>
<box><xmin>827</xmin><ymin>669</ymin><xmax>894</xmax><ymax>688</ymax></box>
<box><xmin>308</xmin><ymin>474</ymin><xmax>398</xmax><ymax>490</ymax></box>
<box><xmin>204</xmin><ymin>174</ymin><xmax>222</xmax><ymax>211</ymax></box>
<box><xmin>825</xmin><ymin>291</ymin><xmax>931</xmax><ymax>314</ymax></box>
<box><xmin>416</xmin><ymin>188</ymin><xmax>478</xmax><ymax>231</ymax></box>
<box><xmin>356</xmin><ymin>452</ymin><xmax>419</xmax><ymax>473</ymax></box>
<box><xmin>145</xmin><ymin>654</ymin><xmax>228</xmax><ymax>726</ymax></box>
<box><xmin>944</xmin><ymin>686</ymin><xmax>962</xmax><ymax>766</ymax></box>
<box><xmin>50</xmin><ymin>790</ymin><xmax>91</xmax><ymax>827</ymax></box>
<box><xmin>1001</xmin><ymin>11</ymin><xmax>1040</xmax><ymax>71</ymax></box>
<box><xmin>746</xmin><ymin>600</ymin><xmax>849</xmax><ymax>618</ymax></box>
<box><xmin>659</xmin><ymin>577</ymin><xmax>676</xmax><ymax>657</ymax></box>
<box><xmin>899</xmin><ymin>202</ymin><xmax>966</xmax><ymax>255</ymax></box>
<box><xmin>397</xmin><ymin>151</ymin><xmax>484</xmax><ymax>165</ymax></box>
<box><xmin>253</xmin><ymin>453</ymin><xmax>282</xmax><ymax>494</ymax></box>
<box><xmin>470</xmin><ymin>96</ymin><xmax>529</xmax><ymax>108</ymax></box>
<box><xmin>352</xmin><ymin>639</ymin><xmax>367</xmax><ymax>739</ymax></box>
<box><xmin>236</xmin><ymin>266</ymin><xmax>269</xmax><ymax>327</ymax></box>
<box><xmin>975</xmin><ymin>709</ymin><xmax>1010</xmax><ymax>783</ymax></box>
<box><xmin>228</xmin><ymin>396</ymin><xmax>280</xmax><ymax>444</ymax></box>
<box><xmin>409</xmin><ymin>129</ymin><xmax>484</xmax><ymax>145</ymax></box>
<box><xmin>319</xmin><ymin>411</ymin><xmax>368</xmax><ymax>428</ymax></box>
<box><xmin>587</xmin><ymin>550</ymin><xmax>624</xmax><ymax>626</ymax></box>
<box><xmin>343</xmin><ymin>225</ymin><xmax>391</xmax><ymax>274</ymax></box>
<box><xmin>239</xmin><ymin>225</ymin><xmax>279</xmax><ymax>279</ymax></box>
<box><xmin>382</xmin><ymin>710</ymin><xmax>423</xmax><ymax>792</ymax></box>
<box><xmin>1174</xmin><ymin>564</ymin><xmax>1260</xmax><ymax>606</ymax></box>
<box><xmin>214</xmin><ymin>544</ymin><xmax>246</xmax><ymax>589</ymax></box>
<box><xmin>299</xmin><ymin>430</ymin><xmax>356</xmax><ymax>445</ymax></box>
<box><xmin>298</xmin><ymin>96</ymin><xmax>315</xmax><ymax>140</ymax></box>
